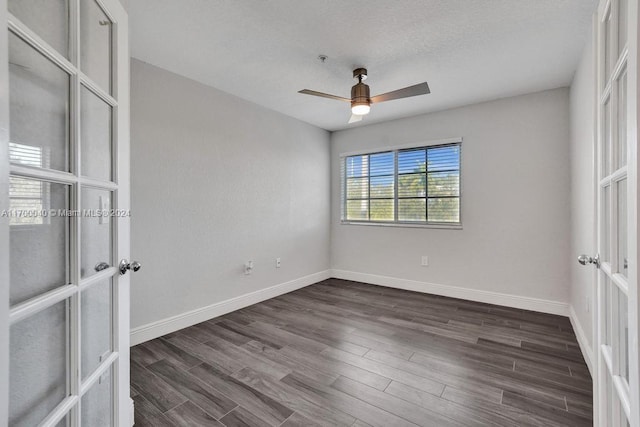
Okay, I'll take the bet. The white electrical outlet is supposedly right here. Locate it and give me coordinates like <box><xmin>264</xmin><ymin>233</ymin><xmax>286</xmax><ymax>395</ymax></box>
<box><xmin>244</xmin><ymin>260</ymin><xmax>254</xmax><ymax>275</ymax></box>
<box><xmin>421</xmin><ymin>256</ymin><xmax>429</xmax><ymax>266</ymax></box>
<box><xmin>276</xmin><ymin>258</ymin><xmax>281</xmax><ymax>268</ymax></box>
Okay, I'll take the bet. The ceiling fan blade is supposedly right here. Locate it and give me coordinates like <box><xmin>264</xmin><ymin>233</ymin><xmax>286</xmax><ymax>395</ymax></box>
<box><xmin>370</xmin><ymin>82</ymin><xmax>430</xmax><ymax>103</ymax></box>
<box><xmin>348</xmin><ymin>114</ymin><xmax>364</xmax><ymax>124</ymax></box>
<box><xmin>298</xmin><ymin>89</ymin><xmax>351</xmax><ymax>102</ymax></box>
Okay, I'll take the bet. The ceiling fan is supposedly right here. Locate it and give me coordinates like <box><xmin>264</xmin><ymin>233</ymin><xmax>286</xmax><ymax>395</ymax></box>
<box><xmin>299</xmin><ymin>68</ymin><xmax>430</xmax><ymax>124</ymax></box>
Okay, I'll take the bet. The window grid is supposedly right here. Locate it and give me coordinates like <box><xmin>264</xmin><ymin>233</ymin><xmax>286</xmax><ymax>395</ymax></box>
<box><xmin>343</xmin><ymin>142</ymin><xmax>461</xmax><ymax>226</ymax></box>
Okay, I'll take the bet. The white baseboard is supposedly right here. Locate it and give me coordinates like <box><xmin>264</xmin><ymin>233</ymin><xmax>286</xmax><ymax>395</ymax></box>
<box><xmin>330</xmin><ymin>269</ymin><xmax>569</xmax><ymax>316</ymax></box>
<box><xmin>129</xmin><ymin>397</ymin><xmax>135</xmax><ymax>427</ymax></box>
<box><xmin>568</xmin><ymin>304</ymin><xmax>594</xmax><ymax>375</ymax></box>
<box><xmin>130</xmin><ymin>268</ymin><xmax>575</xmax><ymax>347</ymax></box>
<box><xmin>130</xmin><ymin>270</ymin><xmax>331</xmax><ymax>346</ymax></box>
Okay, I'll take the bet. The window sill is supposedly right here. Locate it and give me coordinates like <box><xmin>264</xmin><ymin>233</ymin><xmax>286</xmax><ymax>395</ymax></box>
<box><xmin>340</xmin><ymin>221</ymin><xmax>463</xmax><ymax>230</ymax></box>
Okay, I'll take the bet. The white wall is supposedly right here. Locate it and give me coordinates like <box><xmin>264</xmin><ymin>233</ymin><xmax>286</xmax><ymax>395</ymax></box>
<box><xmin>569</xmin><ymin>35</ymin><xmax>596</xmax><ymax>354</ymax></box>
<box><xmin>130</xmin><ymin>59</ymin><xmax>330</xmax><ymax>335</ymax></box>
<box><xmin>331</xmin><ymin>88</ymin><xmax>571</xmax><ymax>307</ymax></box>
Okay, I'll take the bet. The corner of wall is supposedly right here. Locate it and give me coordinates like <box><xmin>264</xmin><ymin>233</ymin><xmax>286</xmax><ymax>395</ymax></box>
<box><xmin>569</xmin><ymin>304</ymin><xmax>594</xmax><ymax>375</ymax></box>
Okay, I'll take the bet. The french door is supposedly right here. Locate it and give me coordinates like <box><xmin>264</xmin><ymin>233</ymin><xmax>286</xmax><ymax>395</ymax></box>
<box><xmin>593</xmin><ymin>0</ymin><xmax>639</xmax><ymax>425</ymax></box>
<box><xmin>1</xmin><ymin>0</ymin><xmax>130</xmax><ymax>425</ymax></box>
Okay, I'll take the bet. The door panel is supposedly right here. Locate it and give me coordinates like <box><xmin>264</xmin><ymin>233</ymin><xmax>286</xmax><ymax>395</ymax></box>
<box><xmin>5</xmin><ymin>0</ymin><xmax>130</xmax><ymax>425</ymax></box>
<box><xmin>593</xmin><ymin>0</ymin><xmax>638</xmax><ymax>425</ymax></box>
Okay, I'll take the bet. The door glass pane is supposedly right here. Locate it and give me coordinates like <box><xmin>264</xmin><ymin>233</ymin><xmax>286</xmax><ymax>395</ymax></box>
<box><xmin>617</xmin><ymin>70</ymin><xmax>627</xmax><ymax>167</ymax></box>
<box><xmin>606</xmin><ymin>374</ymin><xmax>613</xmax><ymax>423</ymax></box>
<box><xmin>604</xmin><ymin>276</ymin><xmax>612</xmax><ymax>345</ymax></box>
<box><xmin>618</xmin><ymin>0</ymin><xmax>628</xmax><ymax>53</ymax></box>
<box><xmin>81</xmin><ymin>365</ymin><xmax>113</xmax><ymax>427</ymax></box>
<box><xmin>9</xmin><ymin>32</ymin><xmax>70</xmax><ymax>172</ymax></box>
<box><xmin>81</xmin><ymin>188</ymin><xmax>112</xmax><ymax>279</ymax></box>
<box><xmin>603</xmin><ymin>98</ymin><xmax>611</xmax><ymax>176</ymax></box>
<box><xmin>82</xmin><ymin>279</ymin><xmax>112</xmax><ymax>379</ymax></box>
<box><xmin>398</xmin><ymin>199</ymin><xmax>426</xmax><ymax>222</ymax></box>
<box><xmin>80</xmin><ymin>0</ymin><xmax>112</xmax><ymax>92</ymax></box>
<box><xmin>618</xmin><ymin>179</ymin><xmax>628</xmax><ymax>277</ymax></box>
<box><xmin>81</xmin><ymin>86</ymin><xmax>112</xmax><ymax>180</ymax></box>
<box><xmin>55</xmin><ymin>414</ymin><xmax>69</xmax><ymax>427</ymax></box>
<box><xmin>603</xmin><ymin>185</ymin><xmax>611</xmax><ymax>262</ymax></box>
<box><xmin>618</xmin><ymin>289</ymin><xmax>629</xmax><ymax>382</ymax></box>
<box><xmin>8</xmin><ymin>0</ymin><xmax>69</xmax><ymax>58</ymax></box>
<box><xmin>10</xmin><ymin>300</ymin><xmax>69</xmax><ymax>427</ymax></box>
<box><xmin>10</xmin><ymin>178</ymin><xmax>69</xmax><ymax>305</ymax></box>
<box><xmin>604</xmin><ymin>11</ymin><xmax>613</xmax><ymax>84</ymax></box>
<box><xmin>370</xmin><ymin>199</ymin><xmax>394</xmax><ymax>221</ymax></box>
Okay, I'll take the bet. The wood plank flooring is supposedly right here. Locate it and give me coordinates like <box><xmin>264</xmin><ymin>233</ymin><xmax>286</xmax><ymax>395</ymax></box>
<box><xmin>131</xmin><ymin>279</ymin><xmax>593</xmax><ymax>427</ymax></box>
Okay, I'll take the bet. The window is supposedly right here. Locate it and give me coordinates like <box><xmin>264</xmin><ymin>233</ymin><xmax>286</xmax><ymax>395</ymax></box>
<box><xmin>9</xmin><ymin>143</ymin><xmax>50</xmax><ymax>225</ymax></box>
<box><xmin>341</xmin><ymin>141</ymin><xmax>461</xmax><ymax>226</ymax></box>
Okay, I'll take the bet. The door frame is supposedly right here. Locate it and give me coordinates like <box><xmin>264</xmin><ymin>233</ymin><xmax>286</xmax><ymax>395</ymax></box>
<box><xmin>627</xmin><ymin>2</ymin><xmax>639</xmax><ymax>425</ymax></box>
<box><xmin>0</xmin><ymin>0</ymin><xmax>9</xmax><ymax>424</ymax></box>
<box><xmin>112</xmin><ymin>0</ymin><xmax>131</xmax><ymax>424</ymax></box>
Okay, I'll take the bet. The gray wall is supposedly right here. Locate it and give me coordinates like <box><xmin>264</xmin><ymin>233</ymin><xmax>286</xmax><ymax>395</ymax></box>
<box><xmin>570</xmin><ymin>37</ymin><xmax>595</xmax><ymax>350</ymax></box>
<box><xmin>130</xmin><ymin>59</ymin><xmax>331</xmax><ymax>330</ymax></box>
<box><xmin>331</xmin><ymin>88</ymin><xmax>572</xmax><ymax>303</ymax></box>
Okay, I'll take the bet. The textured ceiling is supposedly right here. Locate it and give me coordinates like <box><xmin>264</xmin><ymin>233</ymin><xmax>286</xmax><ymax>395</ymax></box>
<box><xmin>128</xmin><ymin>0</ymin><xmax>597</xmax><ymax>131</ymax></box>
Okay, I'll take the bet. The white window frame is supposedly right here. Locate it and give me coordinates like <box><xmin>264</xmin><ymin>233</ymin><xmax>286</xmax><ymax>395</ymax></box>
<box><xmin>340</xmin><ymin>137</ymin><xmax>463</xmax><ymax>229</ymax></box>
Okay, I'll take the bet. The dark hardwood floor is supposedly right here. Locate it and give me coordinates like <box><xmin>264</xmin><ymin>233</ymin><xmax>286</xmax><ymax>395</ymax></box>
<box><xmin>130</xmin><ymin>279</ymin><xmax>593</xmax><ymax>427</ymax></box>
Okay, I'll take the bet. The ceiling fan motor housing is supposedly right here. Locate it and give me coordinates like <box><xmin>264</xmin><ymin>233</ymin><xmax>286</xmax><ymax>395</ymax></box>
<box><xmin>351</xmin><ymin>81</ymin><xmax>371</xmax><ymax>107</ymax></box>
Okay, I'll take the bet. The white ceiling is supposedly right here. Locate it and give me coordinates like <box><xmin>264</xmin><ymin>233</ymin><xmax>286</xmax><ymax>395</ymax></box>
<box><xmin>127</xmin><ymin>0</ymin><xmax>597</xmax><ymax>131</ymax></box>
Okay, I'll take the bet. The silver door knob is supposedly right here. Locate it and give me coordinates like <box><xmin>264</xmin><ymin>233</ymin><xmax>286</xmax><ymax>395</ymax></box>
<box><xmin>94</xmin><ymin>262</ymin><xmax>110</xmax><ymax>272</ymax></box>
<box><xmin>119</xmin><ymin>259</ymin><xmax>142</xmax><ymax>275</ymax></box>
<box><xmin>578</xmin><ymin>254</ymin><xmax>600</xmax><ymax>268</ymax></box>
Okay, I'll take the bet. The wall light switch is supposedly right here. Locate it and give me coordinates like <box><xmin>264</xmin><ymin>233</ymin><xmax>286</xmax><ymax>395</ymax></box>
<box><xmin>421</xmin><ymin>256</ymin><xmax>429</xmax><ymax>266</ymax></box>
<box><xmin>276</xmin><ymin>258</ymin><xmax>281</xmax><ymax>268</ymax></box>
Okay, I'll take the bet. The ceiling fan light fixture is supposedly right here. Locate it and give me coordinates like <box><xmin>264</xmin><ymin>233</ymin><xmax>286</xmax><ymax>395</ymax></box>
<box><xmin>351</xmin><ymin>78</ymin><xmax>371</xmax><ymax>116</ymax></box>
<box><xmin>351</xmin><ymin>103</ymin><xmax>371</xmax><ymax>115</ymax></box>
